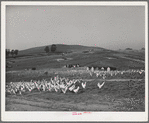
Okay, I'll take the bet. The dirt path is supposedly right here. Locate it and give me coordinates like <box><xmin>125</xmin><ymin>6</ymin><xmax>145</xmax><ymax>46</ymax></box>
<box><xmin>6</xmin><ymin>95</ymin><xmax>114</xmax><ymax>111</ymax></box>
<box><xmin>6</xmin><ymin>92</ymin><xmax>144</xmax><ymax>111</ymax></box>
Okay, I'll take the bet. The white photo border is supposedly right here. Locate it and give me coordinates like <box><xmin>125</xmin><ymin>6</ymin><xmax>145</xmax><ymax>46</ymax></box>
<box><xmin>1</xmin><ymin>1</ymin><xmax>148</xmax><ymax>121</ymax></box>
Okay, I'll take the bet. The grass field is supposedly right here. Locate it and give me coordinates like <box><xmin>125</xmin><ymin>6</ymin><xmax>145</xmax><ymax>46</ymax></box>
<box><xmin>5</xmin><ymin>44</ymin><xmax>145</xmax><ymax>111</ymax></box>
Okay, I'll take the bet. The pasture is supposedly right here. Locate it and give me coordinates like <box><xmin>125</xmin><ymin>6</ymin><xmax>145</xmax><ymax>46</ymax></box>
<box><xmin>5</xmin><ymin>45</ymin><xmax>145</xmax><ymax>111</ymax></box>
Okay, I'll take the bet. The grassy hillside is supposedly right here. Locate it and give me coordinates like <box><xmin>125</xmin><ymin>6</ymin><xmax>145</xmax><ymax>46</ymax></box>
<box><xmin>6</xmin><ymin>44</ymin><xmax>145</xmax><ymax>72</ymax></box>
<box><xmin>17</xmin><ymin>44</ymin><xmax>105</xmax><ymax>56</ymax></box>
<box><xmin>117</xmin><ymin>49</ymin><xmax>145</xmax><ymax>61</ymax></box>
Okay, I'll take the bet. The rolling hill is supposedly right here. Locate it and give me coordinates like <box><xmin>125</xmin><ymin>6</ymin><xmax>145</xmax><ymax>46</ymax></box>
<box><xmin>18</xmin><ymin>44</ymin><xmax>106</xmax><ymax>56</ymax></box>
<box><xmin>6</xmin><ymin>44</ymin><xmax>145</xmax><ymax>71</ymax></box>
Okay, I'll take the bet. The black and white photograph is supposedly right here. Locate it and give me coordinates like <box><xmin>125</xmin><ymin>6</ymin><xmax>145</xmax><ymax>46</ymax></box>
<box><xmin>1</xmin><ymin>1</ymin><xmax>148</xmax><ymax>121</ymax></box>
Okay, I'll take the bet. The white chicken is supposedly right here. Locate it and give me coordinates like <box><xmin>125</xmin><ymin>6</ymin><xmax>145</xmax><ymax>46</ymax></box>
<box><xmin>69</xmin><ymin>85</ymin><xmax>75</xmax><ymax>91</ymax></box>
<box><xmin>96</xmin><ymin>73</ymin><xmax>99</xmax><ymax>77</ymax></box>
<box><xmin>81</xmin><ymin>82</ymin><xmax>86</xmax><ymax>89</ymax></box>
<box><xmin>62</xmin><ymin>86</ymin><xmax>68</xmax><ymax>94</ymax></box>
<box><xmin>73</xmin><ymin>86</ymin><xmax>80</xmax><ymax>93</ymax></box>
<box><xmin>97</xmin><ymin>82</ymin><xmax>105</xmax><ymax>89</ymax></box>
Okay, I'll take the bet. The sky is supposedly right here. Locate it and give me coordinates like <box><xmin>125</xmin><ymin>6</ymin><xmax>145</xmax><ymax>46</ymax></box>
<box><xmin>6</xmin><ymin>5</ymin><xmax>145</xmax><ymax>50</ymax></box>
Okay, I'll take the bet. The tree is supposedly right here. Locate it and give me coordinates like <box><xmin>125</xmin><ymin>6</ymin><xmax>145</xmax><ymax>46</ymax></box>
<box><xmin>6</xmin><ymin>49</ymin><xmax>8</xmax><ymax>57</ymax></box>
<box><xmin>44</xmin><ymin>46</ymin><xmax>50</xmax><ymax>54</ymax></box>
<box><xmin>141</xmin><ymin>47</ymin><xmax>145</xmax><ymax>50</ymax></box>
<box><xmin>125</xmin><ymin>48</ymin><xmax>132</xmax><ymax>50</ymax></box>
<box><xmin>51</xmin><ymin>44</ymin><xmax>57</xmax><ymax>53</ymax></box>
<box><xmin>6</xmin><ymin>49</ymin><xmax>10</xmax><ymax>57</ymax></box>
<box><xmin>10</xmin><ymin>50</ymin><xmax>14</xmax><ymax>57</ymax></box>
<box><xmin>14</xmin><ymin>50</ymin><xmax>19</xmax><ymax>56</ymax></box>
